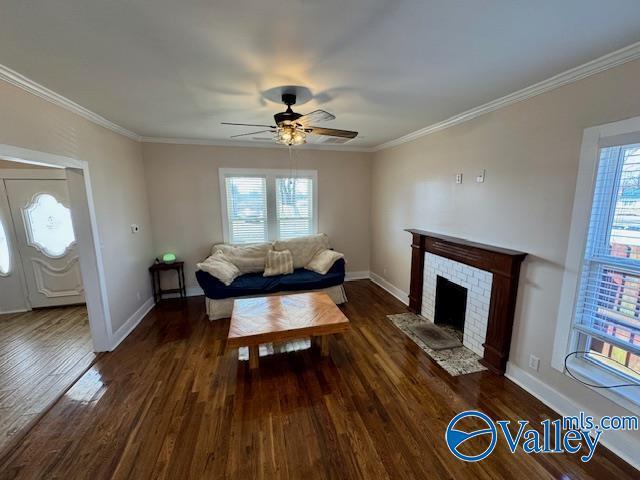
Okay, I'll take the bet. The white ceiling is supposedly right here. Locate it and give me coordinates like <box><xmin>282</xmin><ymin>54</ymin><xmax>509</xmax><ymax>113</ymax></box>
<box><xmin>2</xmin><ymin>1</ymin><xmax>640</xmax><ymax>148</ymax></box>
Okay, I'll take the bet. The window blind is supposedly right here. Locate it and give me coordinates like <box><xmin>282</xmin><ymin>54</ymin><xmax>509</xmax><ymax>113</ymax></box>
<box><xmin>224</xmin><ymin>176</ymin><xmax>267</xmax><ymax>244</ymax></box>
<box><xmin>574</xmin><ymin>144</ymin><xmax>640</xmax><ymax>364</ymax></box>
<box><xmin>276</xmin><ymin>177</ymin><xmax>313</xmax><ymax>239</ymax></box>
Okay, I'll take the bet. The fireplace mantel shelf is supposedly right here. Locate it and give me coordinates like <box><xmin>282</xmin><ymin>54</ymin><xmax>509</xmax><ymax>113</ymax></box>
<box><xmin>405</xmin><ymin>228</ymin><xmax>527</xmax><ymax>375</ymax></box>
<box><xmin>405</xmin><ymin>229</ymin><xmax>526</xmax><ymax>258</ymax></box>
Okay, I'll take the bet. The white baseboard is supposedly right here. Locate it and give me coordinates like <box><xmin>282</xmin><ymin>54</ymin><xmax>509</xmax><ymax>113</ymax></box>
<box><xmin>0</xmin><ymin>308</ymin><xmax>30</xmax><ymax>315</ymax></box>
<box><xmin>187</xmin><ymin>286</ymin><xmax>204</xmax><ymax>296</ymax></box>
<box><xmin>109</xmin><ymin>297</ymin><xmax>154</xmax><ymax>351</ymax></box>
<box><xmin>369</xmin><ymin>272</ymin><xmax>409</xmax><ymax>305</ymax></box>
<box><xmin>345</xmin><ymin>270</ymin><xmax>370</xmax><ymax>281</ymax></box>
<box><xmin>506</xmin><ymin>363</ymin><xmax>639</xmax><ymax>471</ymax></box>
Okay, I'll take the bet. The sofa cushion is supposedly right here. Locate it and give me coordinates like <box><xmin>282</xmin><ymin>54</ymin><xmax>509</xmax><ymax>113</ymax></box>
<box><xmin>196</xmin><ymin>251</ymin><xmax>240</xmax><ymax>286</ymax></box>
<box><xmin>306</xmin><ymin>249</ymin><xmax>345</xmax><ymax>275</ymax></box>
<box><xmin>211</xmin><ymin>242</ymin><xmax>272</xmax><ymax>274</ymax></box>
<box><xmin>196</xmin><ymin>258</ymin><xmax>346</xmax><ymax>300</ymax></box>
<box><xmin>273</xmin><ymin>233</ymin><xmax>330</xmax><ymax>269</ymax></box>
<box><xmin>264</xmin><ymin>249</ymin><xmax>294</xmax><ymax>277</ymax></box>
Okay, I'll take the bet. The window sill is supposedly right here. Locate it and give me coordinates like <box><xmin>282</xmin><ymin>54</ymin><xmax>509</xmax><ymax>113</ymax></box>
<box><xmin>565</xmin><ymin>356</ymin><xmax>640</xmax><ymax>416</ymax></box>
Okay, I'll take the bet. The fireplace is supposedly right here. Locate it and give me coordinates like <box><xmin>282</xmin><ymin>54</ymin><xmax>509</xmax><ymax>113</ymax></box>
<box><xmin>406</xmin><ymin>228</ymin><xmax>527</xmax><ymax>374</ymax></box>
<box><xmin>434</xmin><ymin>276</ymin><xmax>467</xmax><ymax>332</ymax></box>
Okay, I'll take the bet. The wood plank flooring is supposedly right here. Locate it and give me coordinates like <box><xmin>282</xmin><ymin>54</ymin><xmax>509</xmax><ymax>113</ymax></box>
<box><xmin>0</xmin><ymin>306</ymin><xmax>95</xmax><ymax>456</ymax></box>
<box><xmin>0</xmin><ymin>281</ymin><xmax>636</xmax><ymax>479</ymax></box>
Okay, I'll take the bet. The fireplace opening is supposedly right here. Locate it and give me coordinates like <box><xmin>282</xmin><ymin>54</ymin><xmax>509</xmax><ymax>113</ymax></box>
<box><xmin>434</xmin><ymin>275</ymin><xmax>467</xmax><ymax>332</ymax></box>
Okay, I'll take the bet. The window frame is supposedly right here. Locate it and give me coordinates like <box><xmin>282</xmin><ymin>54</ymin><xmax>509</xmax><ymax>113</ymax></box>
<box><xmin>218</xmin><ymin>168</ymin><xmax>318</xmax><ymax>244</ymax></box>
<box><xmin>553</xmin><ymin>115</ymin><xmax>640</xmax><ymax>413</ymax></box>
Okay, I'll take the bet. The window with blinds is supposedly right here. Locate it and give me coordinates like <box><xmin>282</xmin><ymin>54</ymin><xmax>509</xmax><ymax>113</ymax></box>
<box><xmin>276</xmin><ymin>177</ymin><xmax>313</xmax><ymax>239</ymax></box>
<box><xmin>224</xmin><ymin>176</ymin><xmax>268</xmax><ymax>244</ymax></box>
<box><xmin>220</xmin><ymin>169</ymin><xmax>317</xmax><ymax>244</ymax></box>
<box><xmin>574</xmin><ymin>143</ymin><xmax>640</xmax><ymax>382</ymax></box>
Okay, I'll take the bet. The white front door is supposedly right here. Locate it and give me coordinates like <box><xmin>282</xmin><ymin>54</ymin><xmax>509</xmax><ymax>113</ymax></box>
<box><xmin>4</xmin><ymin>179</ymin><xmax>85</xmax><ymax>308</ymax></box>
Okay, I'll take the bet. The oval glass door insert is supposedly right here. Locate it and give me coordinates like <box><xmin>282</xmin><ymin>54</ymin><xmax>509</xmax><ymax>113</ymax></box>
<box><xmin>23</xmin><ymin>193</ymin><xmax>76</xmax><ymax>257</ymax></box>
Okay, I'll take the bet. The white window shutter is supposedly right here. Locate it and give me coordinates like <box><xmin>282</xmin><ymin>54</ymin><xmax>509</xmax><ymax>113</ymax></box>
<box><xmin>276</xmin><ymin>177</ymin><xmax>313</xmax><ymax>239</ymax></box>
<box><xmin>224</xmin><ymin>176</ymin><xmax>268</xmax><ymax>244</ymax></box>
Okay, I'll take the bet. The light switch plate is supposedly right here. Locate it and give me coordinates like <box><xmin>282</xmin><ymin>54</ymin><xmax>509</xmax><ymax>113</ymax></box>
<box><xmin>455</xmin><ymin>173</ymin><xmax>463</xmax><ymax>184</ymax></box>
<box><xmin>476</xmin><ymin>169</ymin><xmax>485</xmax><ymax>183</ymax></box>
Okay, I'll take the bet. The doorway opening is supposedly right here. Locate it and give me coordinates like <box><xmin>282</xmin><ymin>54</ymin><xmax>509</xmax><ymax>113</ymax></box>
<box><xmin>0</xmin><ymin>145</ymin><xmax>111</xmax><ymax>455</ymax></box>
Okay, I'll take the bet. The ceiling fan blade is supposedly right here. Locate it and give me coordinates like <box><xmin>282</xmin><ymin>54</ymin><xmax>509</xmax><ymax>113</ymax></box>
<box><xmin>306</xmin><ymin>126</ymin><xmax>358</xmax><ymax>139</ymax></box>
<box><xmin>297</xmin><ymin>110</ymin><xmax>336</xmax><ymax>126</ymax></box>
<box><xmin>222</xmin><ymin>122</ymin><xmax>276</xmax><ymax>128</ymax></box>
<box><xmin>230</xmin><ymin>130</ymin><xmax>273</xmax><ymax>138</ymax></box>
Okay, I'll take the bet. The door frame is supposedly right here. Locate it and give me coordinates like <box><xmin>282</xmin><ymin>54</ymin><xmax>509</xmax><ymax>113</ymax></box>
<box><xmin>0</xmin><ymin>144</ymin><xmax>112</xmax><ymax>351</ymax></box>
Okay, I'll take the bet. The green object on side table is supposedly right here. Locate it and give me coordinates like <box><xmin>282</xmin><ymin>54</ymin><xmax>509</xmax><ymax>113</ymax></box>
<box><xmin>162</xmin><ymin>252</ymin><xmax>176</xmax><ymax>263</ymax></box>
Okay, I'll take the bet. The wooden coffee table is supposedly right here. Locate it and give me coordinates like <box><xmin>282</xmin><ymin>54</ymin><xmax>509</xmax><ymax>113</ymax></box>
<box><xmin>226</xmin><ymin>292</ymin><xmax>350</xmax><ymax>369</ymax></box>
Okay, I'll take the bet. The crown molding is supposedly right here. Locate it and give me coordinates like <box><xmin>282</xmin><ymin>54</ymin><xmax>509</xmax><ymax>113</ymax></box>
<box><xmin>0</xmin><ymin>64</ymin><xmax>141</xmax><ymax>141</ymax></box>
<box><xmin>140</xmin><ymin>136</ymin><xmax>374</xmax><ymax>152</ymax></box>
<box><xmin>373</xmin><ymin>41</ymin><xmax>640</xmax><ymax>152</ymax></box>
<box><xmin>4</xmin><ymin>40</ymin><xmax>640</xmax><ymax>152</ymax></box>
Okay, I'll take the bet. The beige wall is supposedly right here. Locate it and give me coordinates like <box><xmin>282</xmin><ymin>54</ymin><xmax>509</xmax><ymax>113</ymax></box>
<box><xmin>371</xmin><ymin>59</ymin><xmax>640</xmax><ymax>451</ymax></box>
<box><xmin>142</xmin><ymin>143</ymin><xmax>371</xmax><ymax>288</ymax></box>
<box><xmin>0</xmin><ymin>80</ymin><xmax>153</xmax><ymax>333</ymax></box>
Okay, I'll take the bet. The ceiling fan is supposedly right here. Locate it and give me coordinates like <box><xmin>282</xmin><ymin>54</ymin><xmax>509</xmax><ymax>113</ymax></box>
<box><xmin>222</xmin><ymin>92</ymin><xmax>358</xmax><ymax>146</ymax></box>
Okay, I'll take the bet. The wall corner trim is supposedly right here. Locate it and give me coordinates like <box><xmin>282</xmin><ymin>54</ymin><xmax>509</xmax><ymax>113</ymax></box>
<box><xmin>372</xmin><ymin>41</ymin><xmax>640</xmax><ymax>152</ymax></box>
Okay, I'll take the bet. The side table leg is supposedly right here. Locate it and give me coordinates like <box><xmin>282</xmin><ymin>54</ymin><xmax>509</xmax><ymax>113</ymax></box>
<box><xmin>249</xmin><ymin>345</ymin><xmax>259</xmax><ymax>369</ymax></box>
<box><xmin>152</xmin><ymin>272</ymin><xmax>158</xmax><ymax>303</ymax></box>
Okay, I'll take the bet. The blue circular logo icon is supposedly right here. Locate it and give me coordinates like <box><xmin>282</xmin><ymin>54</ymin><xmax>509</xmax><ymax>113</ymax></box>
<box><xmin>445</xmin><ymin>410</ymin><xmax>497</xmax><ymax>462</ymax></box>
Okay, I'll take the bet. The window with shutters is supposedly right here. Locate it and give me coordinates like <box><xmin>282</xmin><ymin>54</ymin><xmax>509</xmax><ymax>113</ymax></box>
<box><xmin>573</xmin><ymin>143</ymin><xmax>640</xmax><ymax>384</ymax></box>
<box><xmin>219</xmin><ymin>168</ymin><xmax>317</xmax><ymax>244</ymax></box>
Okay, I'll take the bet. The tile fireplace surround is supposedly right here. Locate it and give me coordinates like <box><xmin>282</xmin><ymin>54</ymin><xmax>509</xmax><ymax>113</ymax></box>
<box><xmin>422</xmin><ymin>253</ymin><xmax>493</xmax><ymax>357</ymax></box>
<box><xmin>406</xmin><ymin>229</ymin><xmax>527</xmax><ymax>374</ymax></box>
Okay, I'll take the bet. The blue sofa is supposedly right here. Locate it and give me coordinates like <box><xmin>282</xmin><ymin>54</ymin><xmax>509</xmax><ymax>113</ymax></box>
<box><xmin>197</xmin><ymin>258</ymin><xmax>347</xmax><ymax>319</ymax></box>
<box><xmin>196</xmin><ymin>258</ymin><xmax>345</xmax><ymax>300</ymax></box>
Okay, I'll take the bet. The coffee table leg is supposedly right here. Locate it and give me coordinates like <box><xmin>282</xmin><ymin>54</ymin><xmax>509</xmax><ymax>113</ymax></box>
<box><xmin>319</xmin><ymin>336</ymin><xmax>329</xmax><ymax>357</ymax></box>
<box><xmin>249</xmin><ymin>345</ymin><xmax>259</xmax><ymax>369</ymax></box>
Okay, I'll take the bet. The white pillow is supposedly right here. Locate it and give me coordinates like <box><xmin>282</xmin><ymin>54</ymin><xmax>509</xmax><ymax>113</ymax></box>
<box><xmin>197</xmin><ymin>251</ymin><xmax>240</xmax><ymax>286</ymax></box>
<box><xmin>263</xmin><ymin>249</ymin><xmax>294</xmax><ymax>277</ymax></box>
<box><xmin>212</xmin><ymin>242</ymin><xmax>272</xmax><ymax>274</ymax></box>
<box><xmin>274</xmin><ymin>233</ymin><xmax>330</xmax><ymax>269</ymax></box>
<box><xmin>306</xmin><ymin>249</ymin><xmax>344</xmax><ymax>275</ymax></box>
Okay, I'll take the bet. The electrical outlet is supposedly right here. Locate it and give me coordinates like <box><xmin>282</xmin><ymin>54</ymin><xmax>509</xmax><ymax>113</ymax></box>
<box><xmin>455</xmin><ymin>173</ymin><xmax>463</xmax><ymax>184</ymax></box>
<box><xmin>131</xmin><ymin>224</ymin><xmax>140</xmax><ymax>234</ymax></box>
<box><xmin>476</xmin><ymin>169</ymin><xmax>485</xmax><ymax>183</ymax></box>
<box><xmin>528</xmin><ymin>354</ymin><xmax>540</xmax><ymax>372</ymax></box>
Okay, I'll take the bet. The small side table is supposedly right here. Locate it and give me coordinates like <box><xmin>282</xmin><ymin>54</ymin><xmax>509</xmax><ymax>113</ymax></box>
<box><xmin>149</xmin><ymin>261</ymin><xmax>186</xmax><ymax>303</ymax></box>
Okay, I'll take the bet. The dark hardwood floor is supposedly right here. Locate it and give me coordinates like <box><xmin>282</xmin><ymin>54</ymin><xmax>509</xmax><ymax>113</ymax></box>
<box><xmin>0</xmin><ymin>281</ymin><xmax>635</xmax><ymax>479</ymax></box>
<box><xmin>0</xmin><ymin>306</ymin><xmax>95</xmax><ymax>456</ymax></box>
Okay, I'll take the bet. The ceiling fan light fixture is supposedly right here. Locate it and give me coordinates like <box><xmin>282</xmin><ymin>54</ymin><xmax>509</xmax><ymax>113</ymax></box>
<box><xmin>276</xmin><ymin>124</ymin><xmax>306</xmax><ymax>146</ymax></box>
